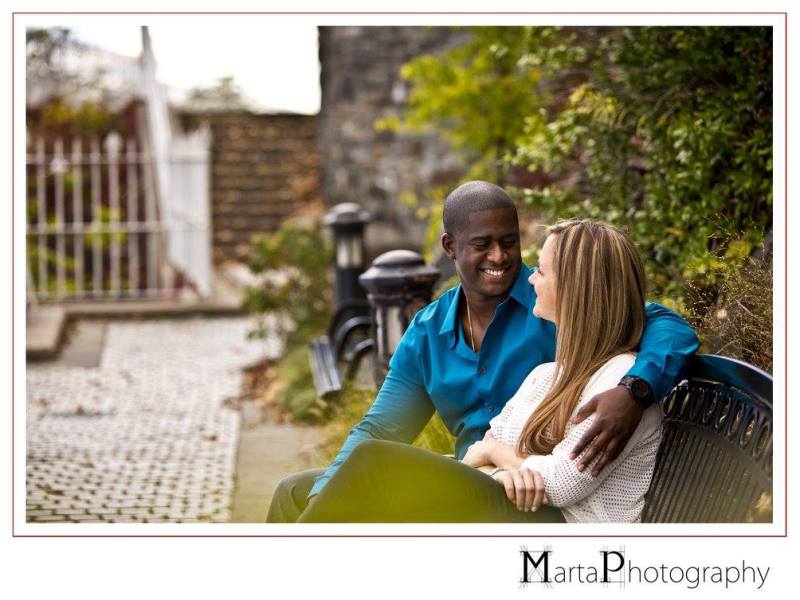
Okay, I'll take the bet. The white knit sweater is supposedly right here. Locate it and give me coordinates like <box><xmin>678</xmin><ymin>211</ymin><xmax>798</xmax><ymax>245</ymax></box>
<box><xmin>488</xmin><ymin>353</ymin><xmax>662</xmax><ymax>523</ymax></box>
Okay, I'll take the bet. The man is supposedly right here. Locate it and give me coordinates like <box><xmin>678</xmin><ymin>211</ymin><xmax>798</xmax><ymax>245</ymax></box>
<box><xmin>267</xmin><ymin>181</ymin><xmax>698</xmax><ymax>523</ymax></box>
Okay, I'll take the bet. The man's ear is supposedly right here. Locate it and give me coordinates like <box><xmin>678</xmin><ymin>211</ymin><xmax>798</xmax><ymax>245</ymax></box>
<box><xmin>441</xmin><ymin>233</ymin><xmax>456</xmax><ymax>260</ymax></box>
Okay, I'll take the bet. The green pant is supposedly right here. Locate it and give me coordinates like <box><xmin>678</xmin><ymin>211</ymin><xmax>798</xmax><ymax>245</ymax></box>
<box><xmin>294</xmin><ymin>440</ymin><xmax>565</xmax><ymax>523</ymax></box>
<box><xmin>267</xmin><ymin>468</ymin><xmax>326</xmax><ymax>523</ymax></box>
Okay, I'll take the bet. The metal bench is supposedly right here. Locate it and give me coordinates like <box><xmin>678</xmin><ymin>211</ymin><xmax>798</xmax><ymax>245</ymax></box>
<box><xmin>309</xmin><ymin>300</ymin><xmax>373</xmax><ymax>398</ymax></box>
<box><xmin>642</xmin><ymin>354</ymin><xmax>773</xmax><ymax>523</ymax></box>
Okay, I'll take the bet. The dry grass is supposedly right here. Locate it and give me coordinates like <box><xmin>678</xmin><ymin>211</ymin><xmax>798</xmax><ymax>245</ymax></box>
<box><xmin>693</xmin><ymin>253</ymin><xmax>773</xmax><ymax>373</ymax></box>
<box><xmin>313</xmin><ymin>385</ymin><xmax>455</xmax><ymax>466</ymax></box>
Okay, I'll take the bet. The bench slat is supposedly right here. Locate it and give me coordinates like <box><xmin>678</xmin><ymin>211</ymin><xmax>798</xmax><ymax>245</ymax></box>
<box><xmin>642</xmin><ymin>354</ymin><xmax>773</xmax><ymax>523</ymax></box>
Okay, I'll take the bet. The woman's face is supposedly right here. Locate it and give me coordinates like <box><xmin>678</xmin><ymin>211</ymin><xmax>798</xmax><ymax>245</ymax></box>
<box><xmin>529</xmin><ymin>234</ymin><xmax>557</xmax><ymax>323</ymax></box>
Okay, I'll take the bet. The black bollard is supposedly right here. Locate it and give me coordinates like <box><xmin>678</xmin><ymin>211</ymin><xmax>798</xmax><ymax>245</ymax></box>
<box><xmin>359</xmin><ymin>249</ymin><xmax>440</xmax><ymax>386</ymax></box>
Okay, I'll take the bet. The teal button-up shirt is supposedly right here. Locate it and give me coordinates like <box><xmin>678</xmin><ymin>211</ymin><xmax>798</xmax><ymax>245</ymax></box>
<box><xmin>309</xmin><ymin>264</ymin><xmax>699</xmax><ymax>497</ymax></box>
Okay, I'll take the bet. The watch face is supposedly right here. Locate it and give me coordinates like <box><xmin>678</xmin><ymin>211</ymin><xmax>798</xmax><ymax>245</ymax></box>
<box><xmin>631</xmin><ymin>378</ymin><xmax>650</xmax><ymax>399</ymax></box>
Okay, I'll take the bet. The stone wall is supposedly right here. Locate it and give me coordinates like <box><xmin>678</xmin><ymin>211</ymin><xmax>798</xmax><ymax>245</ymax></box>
<box><xmin>318</xmin><ymin>26</ymin><xmax>469</xmax><ymax>256</ymax></box>
<box><xmin>180</xmin><ymin>111</ymin><xmax>321</xmax><ymax>264</ymax></box>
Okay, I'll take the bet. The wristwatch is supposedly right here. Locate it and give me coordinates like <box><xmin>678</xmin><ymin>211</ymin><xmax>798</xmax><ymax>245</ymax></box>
<box><xmin>618</xmin><ymin>376</ymin><xmax>654</xmax><ymax>406</ymax></box>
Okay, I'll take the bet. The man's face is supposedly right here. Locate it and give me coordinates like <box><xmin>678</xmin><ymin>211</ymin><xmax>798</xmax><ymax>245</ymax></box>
<box><xmin>442</xmin><ymin>207</ymin><xmax>521</xmax><ymax>302</ymax></box>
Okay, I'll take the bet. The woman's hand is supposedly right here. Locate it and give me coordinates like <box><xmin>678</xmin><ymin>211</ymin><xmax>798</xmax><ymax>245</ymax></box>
<box><xmin>493</xmin><ymin>468</ymin><xmax>548</xmax><ymax>512</ymax></box>
<box><xmin>461</xmin><ymin>440</ymin><xmax>492</xmax><ymax>468</ymax></box>
<box><xmin>481</xmin><ymin>430</ymin><xmax>526</xmax><ymax>470</ymax></box>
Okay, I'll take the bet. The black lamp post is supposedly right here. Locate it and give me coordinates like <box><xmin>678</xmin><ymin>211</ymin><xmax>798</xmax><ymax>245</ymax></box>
<box><xmin>323</xmin><ymin>202</ymin><xmax>371</xmax><ymax>307</ymax></box>
<box><xmin>359</xmin><ymin>249</ymin><xmax>440</xmax><ymax>384</ymax></box>
<box><xmin>309</xmin><ymin>203</ymin><xmax>372</xmax><ymax>399</ymax></box>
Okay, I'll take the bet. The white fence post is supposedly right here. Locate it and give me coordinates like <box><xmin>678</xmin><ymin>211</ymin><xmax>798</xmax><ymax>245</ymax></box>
<box><xmin>35</xmin><ymin>137</ymin><xmax>46</xmax><ymax>295</ymax></box>
<box><xmin>126</xmin><ymin>138</ymin><xmax>140</xmax><ymax>296</ymax></box>
<box><xmin>105</xmin><ymin>132</ymin><xmax>122</xmax><ymax>297</ymax></box>
<box><xmin>53</xmin><ymin>138</ymin><xmax>67</xmax><ymax>299</ymax></box>
<box><xmin>72</xmin><ymin>137</ymin><xmax>84</xmax><ymax>295</ymax></box>
<box><xmin>90</xmin><ymin>137</ymin><xmax>102</xmax><ymax>297</ymax></box>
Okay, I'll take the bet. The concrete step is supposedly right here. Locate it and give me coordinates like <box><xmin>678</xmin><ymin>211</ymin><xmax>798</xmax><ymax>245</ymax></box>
<box><xmin>26</xmin><ymin>267</ymin><xmax>247</xmax><ymax>360</ymax></box>
<box><xmin>26</xmin><ymin>306</ymin><xmax>67</xmax><ymax>361</ymax></box>
<box><xmin>52</xmin><ymin>320</ymin><xmax>106</xmax><ymax>367</ymax></box>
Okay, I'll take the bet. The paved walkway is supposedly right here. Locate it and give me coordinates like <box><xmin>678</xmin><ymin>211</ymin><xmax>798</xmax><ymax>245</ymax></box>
<box><xmin>26</xmin><ymin>317</ymin><xmax>281</xmax><ymax>523</ymax></box>
<box><xmin>229</xmin><ymin>419</ymin><xmax>318</xmax><ymax>522</ymax></box>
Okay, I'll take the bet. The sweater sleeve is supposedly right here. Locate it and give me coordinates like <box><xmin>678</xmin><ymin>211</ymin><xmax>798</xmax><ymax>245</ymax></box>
<box><xmin>520</xmin><ymin>354</ymin><xmax>644</xmax><ymax>507</ymax></box>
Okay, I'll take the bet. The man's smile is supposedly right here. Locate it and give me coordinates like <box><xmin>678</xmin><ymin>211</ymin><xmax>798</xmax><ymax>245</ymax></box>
<box><xmin>479</xmin><ymin>266</ymin><xmax>511</xmax><ymax>281</ymax></box>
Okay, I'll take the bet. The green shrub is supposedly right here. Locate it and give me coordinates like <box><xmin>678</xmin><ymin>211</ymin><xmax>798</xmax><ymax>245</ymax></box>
<box><xmin>512</xmin><ymin>26</ymin><xmax>772</xmax><ymax>310</ymax></box>
<box><xmin>243</xmin><ymin>219</ymin><xmax>334</xmax><ymax>345</ymax></box>
<box><xmin>243</xmin><ymin>219</ymin><xmax>336</xmax><ymax>422</ymax></box>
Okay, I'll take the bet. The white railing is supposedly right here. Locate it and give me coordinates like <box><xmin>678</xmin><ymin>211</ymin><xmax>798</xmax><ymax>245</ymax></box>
<box><xmin>25</xmin><ymin>131</ymin><xmax>212</xmax><ymax>302</ymax></box>
<box><xmin>26</xmin><ymin>132</ymin><xmax>161</xmax><ymax>301</ymax></box>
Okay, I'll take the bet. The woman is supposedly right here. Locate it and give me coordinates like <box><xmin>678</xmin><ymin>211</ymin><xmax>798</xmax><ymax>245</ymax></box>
<box><xmin>298</xmin><ymin>219</ymin><xmax>662</xmax><ymax>523</ymax></box>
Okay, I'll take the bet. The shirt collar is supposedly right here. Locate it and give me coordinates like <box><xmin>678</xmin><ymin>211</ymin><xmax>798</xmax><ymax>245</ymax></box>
<box><xmin>438</xmin><ymin>287</ymin><xmax>462</xmax><ymax>338</ymax></box>
<box><xmin>437</xmin><ymin>264</ymin><xmax>533</xmax><ymax>339</ymax></box>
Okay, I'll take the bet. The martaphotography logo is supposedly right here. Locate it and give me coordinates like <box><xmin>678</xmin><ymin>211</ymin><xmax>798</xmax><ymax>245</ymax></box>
<box><xmin>519</xmin><ymin>546</ymin><xmax>770</xmax><ymax>591</ymax></box>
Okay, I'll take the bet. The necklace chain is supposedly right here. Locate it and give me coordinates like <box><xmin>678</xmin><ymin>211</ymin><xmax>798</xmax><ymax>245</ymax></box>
<box><xmin>466</xmin><ymin>298</ymin><xmax>476</xmax><ymax>353</ymax></box>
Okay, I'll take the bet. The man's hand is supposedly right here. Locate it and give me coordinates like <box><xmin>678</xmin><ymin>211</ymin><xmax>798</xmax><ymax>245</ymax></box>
<box><xmin>569</xmin><ymin>385</ymin><xmax>644</xmax><ymax>477</ymax></box>
<box><xmin>494</xmin><ymin>468</ymin><xmax>548</xmax><ymax>512</ymax></box>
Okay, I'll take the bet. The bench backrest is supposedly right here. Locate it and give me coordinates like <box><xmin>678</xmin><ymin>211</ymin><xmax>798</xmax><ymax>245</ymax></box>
<box><xmin>641</xmin><ymin>354</ymin><xmax>773</xmax><ymax>523</ymax></box>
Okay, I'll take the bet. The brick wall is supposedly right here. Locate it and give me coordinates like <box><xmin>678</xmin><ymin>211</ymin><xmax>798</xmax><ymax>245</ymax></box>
<box><xmin>180</xmin><ymin>111</ymin><xmax>321</xmax><ymax>264</ymax></box>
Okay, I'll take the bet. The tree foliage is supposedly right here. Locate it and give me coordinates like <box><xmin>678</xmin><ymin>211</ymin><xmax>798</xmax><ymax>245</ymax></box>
<box><xmin>26</xmin><ymin>28</ymin><xmax>82</xmax><ymax>100</ymax></box>
<box><xmin>379</xmin><ymin>26</ymin><xmax>586</xmax><ymax>260</ymax></box>
<box><xmin>393</xmin><ymin>26</ymin><xmax>772</xmax><ymax>319</ymax></box>
<box><xmin>378</xmin><ymin>27</ymin><xmax>584</xmax><ymax>184</ymax></box>
<box><xmin>513</xmin><ymin>26</ymin><xmax>772</xmax><ymax>309</ymax></box>
<box><xmin>184</xmin><ymin>76</ymin><xmax>252</xmax><ymax>112</ymax></box>
<box><xmin>26</xmin><ymin>27</ymin><xmax>124</xmax><ymax>138</ymax></box>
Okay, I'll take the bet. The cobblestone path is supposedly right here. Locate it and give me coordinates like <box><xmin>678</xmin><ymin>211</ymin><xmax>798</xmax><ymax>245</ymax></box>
<box><xmin>26</xmin><ymin>318</ymin><xmax>280</xmax><ymax>523</ymax></box>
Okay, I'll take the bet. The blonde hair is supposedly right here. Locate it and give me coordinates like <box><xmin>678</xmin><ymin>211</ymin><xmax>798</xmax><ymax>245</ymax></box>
<box><xmin>517</xmin><ymin>219</ymin><xmax>647</xmax><ymax>456</ymax></box>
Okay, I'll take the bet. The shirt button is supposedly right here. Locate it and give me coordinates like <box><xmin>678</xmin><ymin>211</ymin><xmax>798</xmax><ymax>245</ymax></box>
<box><xmin>478</xmin><ymin>367</ymin><xmax>487</xmax><ymax>375</ymax></box>
<box><xmin>487</xmin><ymin>404</ymin><xmax>495</xmax><ymax>412</ymax></box>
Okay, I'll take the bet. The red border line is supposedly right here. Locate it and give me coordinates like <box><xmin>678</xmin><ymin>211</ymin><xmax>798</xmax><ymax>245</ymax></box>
<box><xmin>11</xmin><ymin>11</ymin><xmax>788</xmax><ymax>15</ymax></box>
<box><xmin>11</xmin><ymin>11</ymin><xmax>15</xmax><ymax>539</ymax></box>
<box><xmin>9</xmin><ymin>533</ymin><xmax>790</xmax><ymax>538</ymax></box>
<box><xmin>783</xmin><ymin>11</ymin><xmax>789</xmax><ymax>535</ymax></box>
<box><xmin>12</xmin><ymin>12</ymin><xmax>788</xmax><ymax>539</ymax></box>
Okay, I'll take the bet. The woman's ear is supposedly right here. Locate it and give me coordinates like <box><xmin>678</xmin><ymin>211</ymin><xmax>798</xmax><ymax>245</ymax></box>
<box><xmin>441</xmin><ymin>233</ymin><xmax>456</xmax><ymax>260</ymax></box>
